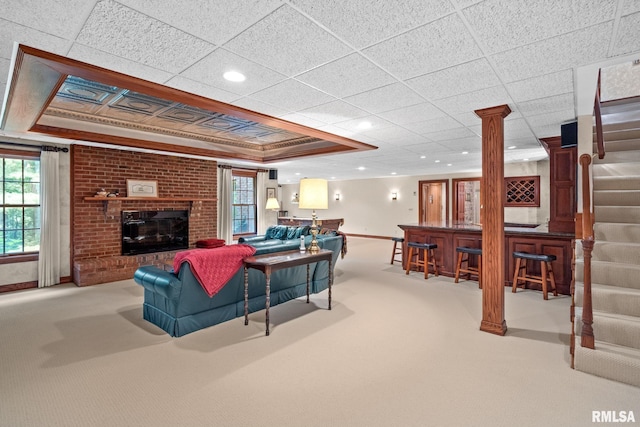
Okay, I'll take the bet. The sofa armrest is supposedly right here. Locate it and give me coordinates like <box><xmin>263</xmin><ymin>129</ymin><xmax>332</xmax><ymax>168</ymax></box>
<box><xmin>238</xmin><ymin>235</ymin><xmax>267</xmax><ymax>243</ymax></box>
<box><xmin>134</xmin><ymin>265</ymin><xmax>182</xmax><ymax>300</ymax></box>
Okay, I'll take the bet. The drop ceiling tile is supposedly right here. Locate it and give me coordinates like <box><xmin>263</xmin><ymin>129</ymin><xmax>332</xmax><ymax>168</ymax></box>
<box><xmin>278</xmin><ymin>113</ymin><xmax>327</xmax><ymax>129</ymax></box>
<box><xmin>117</xmin><ymin>0</ymin><xmax>283</xmax><ymax>45</ymax></box>
<box><xmin>363</xmin><ymin>14</ymin><xmax>482</xmax><ymax>80</ymax></box>
<box><xmin>503</xmin><ymin>118</ymin><xmax>537</xmax><ymax>140</ymax></box>
<box><xmin>517</xmin><ymin>93</ymin><xmax>575</xmax><ymax>117</ymax></box>
<box><xmin>291</xmin><ymin>0</ymin><xmax>452</xmax><ymax>48</ymax></box>
<box><xmin>377</xmin><ymin>102</ymin><xmax>446</xmax><ymax>125</ymax></box>
<box><xmin>76</xmin><ymin>0</ymin><xmax>215</xmax><ymax>73</ymax></box>
<box><xmin>332</xmin><ymin>115</ymin><xmax>394</xmax><ymax>133</ymax></box>
<box><xmin>342</xmin><ymin>83</ymin><xmax>425</xmax><ymax>114</ymax></box>
<box><xmin>250</xmin><ymin>79</ymin><xmax>336</xmax><ymax>111</ymax></box>
<box><xmin>360</xmin><ymin>126</ymin><xmax>421</xmax><ymax>143</ymax></box>
<box><xmin>611</xmin><ymin>12</ymin><xmax>640</xmax><ymax>56</ymax></box>
<box><xmin>230</xmin><ymin>96</ymin><xmax>292</xmax><ymax>117</ymax></box>
<box><xmin>164</xmin><ymin>76</ymin><xmax>241</xmax><ymax>104</ymax></box>
<box><xmin>491</xmin><ymin>22</ymin><xmax>613</xmax><ymax>82</ymax></box>
<box><xmin>434</xmin><ymin>85</ymin><xmax>514</xmax><ymax>115</ymax></box>
<box><xmin>223</xmin><ymin>5</ymin><xmax>352</xmax><ymax>76</ymax></box>
<box><xmin>180</xmin><ymin>49</ymin><xmax>286</xmax><ymax>96</ymax></box>
<box><xmin>0</xmin><ymin>20</ymin><xmax>70</xmax><ymax>59</ymax></box>
<box><xmin>403</xmin><ymin>116</ymin><xmax>464</xmax><ymax>135</ymax></box>
<box><xmin>464</xmin><ymin>0</ymin><xmax>617</xmax><ymax>55</ymax></box>
<box><xmin>506</xmin><ymin>70</ymin><xmax>574</xmax><ymax>102</ymax></box>
<box><xmin>406</xmin><ymin>58</ymin><xmax>501</xmax><ymax>101</ymax></box>
<box><xmin>67</xmin><ymin>44</ymin><xmax>174</xmax><ymax>84</ymax></box>
<box><xmin>423</xmin><ymin>127</ymin><xmax>477</xmax><ymax>142</ymax></box>
<box><xmin>316</xmin><ymin>124</ymin><xmax>379</xmax><ymax>144</ymax></box>
<box><xmin>527</xmin><ymin>109</ymin><xmax>576</xmax><ymax>137</ymax></box>
<box><xmin>298</xmin><ymin>101</ymin><xmax>370</xmax><ymax>124</ymax></box>
<box><xmin>622</xmin><ymin>0</ymin><xmax>640</xmax><ymax>15</ymax></box>
<box><xmin>296</xmin><ymin>53</ymin><xmax>396</xmax><ymax>98</ymax></box>
<box><xmin>451</xmin><ymin>112</ymin><xmax>482</xmax><ymax>127</ymax></box>
<box><xmin>0</xmin><ymin>0</ymin><xmax>95</xmax><ymax>39</ymax></box>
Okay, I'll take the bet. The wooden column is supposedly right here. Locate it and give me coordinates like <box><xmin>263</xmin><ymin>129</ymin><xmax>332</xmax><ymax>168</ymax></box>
<box><xmin>475</xmin><ymin>104</ymin><xmax>511</xmax><ymax>336</ymax></box>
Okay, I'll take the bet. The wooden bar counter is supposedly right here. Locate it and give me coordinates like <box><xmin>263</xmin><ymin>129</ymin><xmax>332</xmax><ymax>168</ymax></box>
<box><xmin>398</xmin><ymin>222</ymin><xmax>574</xmax><ymax>295</ymax></box>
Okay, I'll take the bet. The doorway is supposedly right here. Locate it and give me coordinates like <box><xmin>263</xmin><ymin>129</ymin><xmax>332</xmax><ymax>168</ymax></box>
<box><xmin>419</xmin><ymin>180</ymin><xmax>448</xmax><ymax>224</ymax></box>
<box><xmin>452</xmin><ymin>178</ymin><xmax>482</xmax><ymax>224</ymax></box>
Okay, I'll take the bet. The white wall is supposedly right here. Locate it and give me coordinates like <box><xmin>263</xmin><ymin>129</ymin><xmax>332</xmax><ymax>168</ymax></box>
<box><xmin>0</xmin><ymin>138</ymin><xmax>71</xmax><ymax>286</ymax></box>
<box><xmin>280</xmin><ymin>160</ymin><xmax>550</xmax><ymax>237</ymax></box>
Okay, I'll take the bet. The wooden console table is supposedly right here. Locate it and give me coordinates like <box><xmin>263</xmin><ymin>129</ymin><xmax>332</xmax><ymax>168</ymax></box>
<box><xmin>243</xmin><ymin>249</ymin><xmax>333</xmax><ymax>336</ymax></box>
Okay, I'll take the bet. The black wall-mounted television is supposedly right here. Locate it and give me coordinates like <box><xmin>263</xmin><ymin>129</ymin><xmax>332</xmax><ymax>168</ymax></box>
<box><xmin>561</xmin><ymin>121</ymin><xmax>578</xmax><ymax>148</ymax></box>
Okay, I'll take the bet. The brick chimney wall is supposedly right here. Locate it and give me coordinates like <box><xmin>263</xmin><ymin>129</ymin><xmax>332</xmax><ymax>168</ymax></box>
<box><xmin>72</xmin><ymin>145</ymin><xmax>217</xmax><ymax>286</ymax></box>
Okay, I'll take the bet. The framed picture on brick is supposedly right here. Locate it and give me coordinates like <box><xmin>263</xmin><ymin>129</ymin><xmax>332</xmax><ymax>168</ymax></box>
<box><xmin>127</xmin><ymin>179</ymin><xmax>158</xmax><ymax>198</ymax></box>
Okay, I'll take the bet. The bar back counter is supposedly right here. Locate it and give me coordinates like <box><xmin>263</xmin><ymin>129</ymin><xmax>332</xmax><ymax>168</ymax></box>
<box><xmin>398</xmin><ymin>222</ymin><xmax>574</xmax><ymax>295</ymax></box>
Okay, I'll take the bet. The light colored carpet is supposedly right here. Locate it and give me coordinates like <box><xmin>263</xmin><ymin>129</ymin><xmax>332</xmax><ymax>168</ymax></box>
<box><xmin>1</xmin><ymin>237</ymin><xmax>638</xmax><ymax>427</ymax></box>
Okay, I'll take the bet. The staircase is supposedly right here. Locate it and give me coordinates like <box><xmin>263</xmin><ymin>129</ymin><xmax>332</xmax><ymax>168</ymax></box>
<box><xmin>573</xmin><ymin>111</ymin><xmax>640</xmax><ymax>387</ymax></box>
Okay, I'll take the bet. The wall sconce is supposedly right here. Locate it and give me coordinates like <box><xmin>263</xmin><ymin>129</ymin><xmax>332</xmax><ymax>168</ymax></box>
<box><xmin>335</xmin><ymin>193</ymin><xmax>340</xmax><ymax>201</ymax></box>
<box><xmin>391</xmin><ymin>192</ymin><xmax>398</xmax><ymax>200</ymax></box>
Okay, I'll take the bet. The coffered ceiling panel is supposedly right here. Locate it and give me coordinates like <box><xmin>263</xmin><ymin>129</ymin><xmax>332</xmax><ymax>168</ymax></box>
<box><xmin>1</xmin><ymin>45</ymin><xmax>375</xmax><ymax>163</ymax></box>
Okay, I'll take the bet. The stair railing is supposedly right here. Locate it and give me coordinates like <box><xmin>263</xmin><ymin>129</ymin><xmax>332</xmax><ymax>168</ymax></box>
<box><xmin>579</xmin><ymin>153</ymin><xmax>595</xmax><ymax>349</ymax></box>
<box><xmin>594</xmin><ymin>69</ymin><xmax>605</xmax><ymax>159</ymax></box>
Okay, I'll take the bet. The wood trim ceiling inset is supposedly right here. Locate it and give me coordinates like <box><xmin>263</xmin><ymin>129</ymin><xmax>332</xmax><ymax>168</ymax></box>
<box><xmin>1</xmin><ymin>45</ymin><xmax>377</xmax><ymax>163</ymax></box>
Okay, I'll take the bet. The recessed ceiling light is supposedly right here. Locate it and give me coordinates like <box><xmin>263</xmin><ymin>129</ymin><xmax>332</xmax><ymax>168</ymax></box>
<box><xmin>447</xmin><ymin>163</ymin><xmax>452</xmax><ymax>166</ymax></box>
<box><xmin>223</xmin><ymin>71</ymin><xmax>246</xmax><ymax>82</ymax></box>
<box><xmin>420</xmin><ymin>155</ymin><xmax>426</xmax><ymax>159</ymax></box>
<box><xmin>435</xmin><ymin>160</ymin><xmax>440</xmax><ymax>163</ymax></box>
<box><xmin>391</xmin><ymin>172</ymin><xmax>397</xmax><ymax>175</ymax></box>
<box><xmin>295</xmin><ymin>172</ymin><xmax>300</xmax><ymax>176</ymax></box>
<box><xmin>508</xmin><ymin>145</ymin><xmax>516</xmax><ymax>149</ymax></box>
<box><xmin>523</xmin><ymin>158</ymin><xmax>529</xmax><ymax>161</ymax></box>
<box><xmin>357</xmin><ymin>121</ymin><xmax>372</xmax><ymax>130</ymax></box>
<box><xmin>357</xmin><ymin>166</ymin><xmax>366</xmax><ymax>171</ymax></box>
<box><xmin>462</xmin><ymin>151</ymin><xmax>468</xmax><ymax>155</ymax></box>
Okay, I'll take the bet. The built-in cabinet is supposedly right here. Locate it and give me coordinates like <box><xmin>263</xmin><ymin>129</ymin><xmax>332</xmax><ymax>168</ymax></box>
<box><xmin>540</xmin><ymin>136</ymin><xmax>577</xmax><ymax>233</ymax></box>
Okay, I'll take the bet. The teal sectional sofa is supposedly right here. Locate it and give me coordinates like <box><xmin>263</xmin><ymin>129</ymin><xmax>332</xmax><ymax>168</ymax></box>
<box><xmin>134</xmin><ymin>233</ymin><xmax>344</xmax><ymax>337</ymax></box>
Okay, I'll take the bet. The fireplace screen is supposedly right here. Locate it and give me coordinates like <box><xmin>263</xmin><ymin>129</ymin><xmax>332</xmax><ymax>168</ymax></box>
<box><xmin>122</xmin><ymin>210</ymin><xmax>189</xmax><ymax>255</ymax></box>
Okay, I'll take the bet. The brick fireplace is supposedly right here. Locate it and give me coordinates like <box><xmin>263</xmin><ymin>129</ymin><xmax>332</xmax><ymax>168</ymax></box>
<box><xmin>72</xmin><ymin>145</ymin><xmax>217</xmax><ymax>286</ymax></box>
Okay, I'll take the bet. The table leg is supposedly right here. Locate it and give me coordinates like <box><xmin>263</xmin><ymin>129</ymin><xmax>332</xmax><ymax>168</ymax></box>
<box><xmin>328</xmin><ymin>259</ymin><xmax>333</xmax><ymax>310</ymax></box>
<box><xmin>306</xmin><ymin>264</ymin><xmax>310</xmax><ymax>303</ymax></box>
<box><xmin>244</xmin><ymin>266</ymin><xmax>249</xmax><ymax>325</ymax></box>
<box><xmin>265</xmin><ymin>272</ymin><xmax>271</xmax><ymax>336</ymax></box>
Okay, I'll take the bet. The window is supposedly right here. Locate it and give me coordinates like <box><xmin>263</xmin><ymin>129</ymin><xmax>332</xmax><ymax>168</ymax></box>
<box><xmin>232</xmin><ymin>171</ymin><xmax>256</xmax><ymax>237</ymax></box>
<box><xmin>1</xmin><ymin>149</ymin><xmax>40</xmax><ymax>255</ymax></box>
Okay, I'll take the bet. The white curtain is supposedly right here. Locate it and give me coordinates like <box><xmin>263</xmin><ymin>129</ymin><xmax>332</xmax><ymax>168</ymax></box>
<box><xmin>38</xmin><ymin>149</ymin><xmax>60</xmax><ymax>287</ymax></box>
<box><xmin>217</xmin><ymin>167</ymin><xmax>233</xmax><ymax>244</ymax></box>
<box><xmin>256</xmin><ymin>170</ymin><xmax>268</xmax><ymax>234</ymax></box>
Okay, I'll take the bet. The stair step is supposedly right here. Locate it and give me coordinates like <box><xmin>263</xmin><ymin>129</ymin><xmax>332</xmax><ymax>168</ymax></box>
<box><xmin>594</xmin><ymin>189</ymin><xmax>640</xmax><ymax>206</ymax></box>
<box><xmin>575</xmin><ymin>308</ymin><xmax>640</xmax><ymax>350</ymax></box>
<box><xmin>575</xmin><ymin>260</ymin><xmax>640</xmax><ymax>289</ymax></box>
<box><xmin>593</xmin><ymin>138</ymin><xmax>640</xmax><ymax>153</ymax></box>
<box><xmin>593</xmin><ymin>150</ymin><xmax>640</xmax><ymax>164</ymax></box>
<box><xmin>594</xmin><ymin>205</ymin><xmax>640</xmax><ymax>223</ymax></box>
<box><xmin>576</xmin><ymin>241</ymin><xmax>640</xmax><ymax>264</ymax></box>
<box><xmin>574</xmin><ymin>341</ymin><xmax>640</xmax><ymax>388</ymax></box>
<box><xmin>594</xmin><ymin>175</ymin><xmax>640</xmax><ymax>190</ymax></box>
<box><xmin>574</xmin><ymin>282</ymin><xmax>640</xmax><ymax>318</ymax></box>
<box><xmin>594</xmin><ymin>222</ymin><xmax>640</xmax><ymax>243</ymax></box>
<box><xmin>593</xmin><ymin>162</ymin><xmax>640</xmax><ymax>177</ymax></box>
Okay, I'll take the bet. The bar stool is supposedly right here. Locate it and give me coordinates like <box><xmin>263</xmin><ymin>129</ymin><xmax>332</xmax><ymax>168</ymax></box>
<box><xmin>405</xmin><ymin>242</ymin><xmax>439</xmax><ymax>279</ymax></box>
<box><xmin>454</xmin><ymin>247</ymin><xmax>482</xmax><ymax>288</ymax></box>
<box><xmin>390</xmin><ymin>237</ymin><xmax>404</xmax><ymax>265</ymax></box>
<box><xmin>512</xmin><ymin>251</ymin><xmax>558</xmax><ymax>300</ymax></box>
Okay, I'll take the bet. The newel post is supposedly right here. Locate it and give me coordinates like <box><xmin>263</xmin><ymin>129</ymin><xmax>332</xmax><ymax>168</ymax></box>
<box><xmin>475</xmin><ymin>104</ymin><xmax>511</xmax><ymax>336</ymax></box>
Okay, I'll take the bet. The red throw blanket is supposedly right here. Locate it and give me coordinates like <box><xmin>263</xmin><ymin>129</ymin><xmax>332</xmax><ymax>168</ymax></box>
<box><xmin>173</xmin><ymin>244</ymin><xmax>256</xmax><ymax>297</ymax></box>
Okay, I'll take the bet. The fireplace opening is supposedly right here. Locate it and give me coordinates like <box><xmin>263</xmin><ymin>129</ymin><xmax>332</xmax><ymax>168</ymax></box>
<box><xmin>122</xmin><ymin>210</ymin><xmax>189</xmax><ymax>255</ymax></box>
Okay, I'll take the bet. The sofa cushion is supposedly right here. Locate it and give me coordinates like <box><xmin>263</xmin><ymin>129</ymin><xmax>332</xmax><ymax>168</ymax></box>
<box><xmin>272</xmin><ymin>225</ymin><xmax>289</xmax><ymax>240</ymax></box>
<box><xmin>265</xmin><ymin>226</ymin><xmax>278</xmax><ymax>239</ymax></box>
